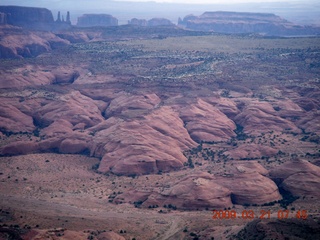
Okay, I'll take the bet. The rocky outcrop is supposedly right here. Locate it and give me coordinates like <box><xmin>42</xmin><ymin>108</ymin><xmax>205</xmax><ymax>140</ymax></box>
<box><xmin>114</xmin><ymin>162</ymin><xmax>281</xmax><ymax>209</ymax></box>
<box><xmin>93</xmin><ymin>106</ymin><xmax>197</xmax><ymax>175</ymax></box>
<box><xmin>215</xmin><ymin>161</ymin><xmax>282</xmax><ymax>205</ymax></box>
<box><xmin>148</xmin><ymin>18</ymin><xmax>173</xmax><ymax>27</ymax></box>
<box><xmin>141</xmin><ymin>173</ymin><xmax>233</xmax><ymax>210</ymax></box>
<box><xmin>297</xmin><ymin>111</ymin><xmax>320</xmax><ymax>135</ymax></box>
<box><xmin>177</xmin><ymin>98</ymin><xmax>236</xmax><ymax>142</ymax></box>
<box><xmin>77</xmin><ymin>14</ymin><xmax>118</xmax><ymax>27</ymax></box>
<box><xmin>269</xmin><ymin>159</ymin><xmax>320</xmax><ymax>198</ymax></box>
<box><xmin>234</xmin><ymin>100</ymin><xmax>301</xmax><ymax>135</ymax></box>
<box><xmin>105</xmin><ymin>93</ymin><xmax>161</xmax><ymax>118</ymax></box>
<box><xmin>0</xmin><ymin>26</ymin><xmax>69</xmax><ymax>59</ymax></box>
<box><xmin>0</xmin><ymin>99</ymin><xmax>35</xmax><ymax>133</ymax></box>
<box><xmin>179</xmin><ymin>11</ymin><xmax>320</xmax><ymax>36</ymax></box>
<box><xmin>35</xmin><ymin>91</ymin><xmax>104</xmax><ymax>128</ymax></box>
<box><xmin>0</xmin><ymin>64</ymin><xmax>79</xmax><ymax>88</ymax></box>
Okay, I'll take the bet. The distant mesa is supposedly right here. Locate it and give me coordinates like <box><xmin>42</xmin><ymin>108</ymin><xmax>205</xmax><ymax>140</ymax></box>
<box><xmin>0</xmin><ymin>6</ymin><xmax>71</xmax><ymax>30</ymax></box>
<box><xmin>178</xmin><ymin>11</ymin><xmax>320</xmax><ymax>36</ymax></box>
<box><xmin>147</xmin><ymin>18</ymin><xmax>174</xmax><ymax>27</ymax></box>
<box><xmin>128</xmin><ymin>18</ymin><xmax>173</xmax><ymax>27</ymax></box>
<box><xmin>77</xmin><ymin>14</ymin><xmax>118</xmax><ymax>27</ymax></box>
<box><xmin>128</xmin><ymin>18</ymin><xmax>147</xmax><ymax>26</ymax></box>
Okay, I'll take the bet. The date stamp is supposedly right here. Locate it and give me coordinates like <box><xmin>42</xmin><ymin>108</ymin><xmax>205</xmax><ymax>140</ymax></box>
<box><xmin>212</xmin><ymin>209</ymin><xmax>308</xmax><ymax>220</ymax></box>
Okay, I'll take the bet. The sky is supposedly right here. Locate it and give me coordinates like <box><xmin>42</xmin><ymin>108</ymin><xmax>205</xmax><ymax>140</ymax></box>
<box><xmin>115</xmin><ymin>0</ymin><xmax>310</xmax><ymax>3</ymax></box>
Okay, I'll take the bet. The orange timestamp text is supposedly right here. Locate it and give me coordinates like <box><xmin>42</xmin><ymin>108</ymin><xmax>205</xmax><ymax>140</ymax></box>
<box><xmin>212</xmin><ymin>209</ymin><xmax>308</xmax><ymax>220</ymax></box>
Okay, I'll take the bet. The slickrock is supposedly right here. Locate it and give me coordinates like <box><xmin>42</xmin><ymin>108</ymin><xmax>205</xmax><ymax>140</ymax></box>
<box><xmin>214</xmin><ymin>161</ymin><xmax>281</xmax><ymax>205</ymax></box>
<box><xmin>105</xmin><ymin>93</ymin><xmax>161</xmax><ymax>118</ymax></box>
<box><xmin>0</xmin><ymin>66</ymin><xmax>55</xmax><ymax>88</ymax></box>
<box><xmin>142</xmin><ymin>174</ymin><xmax>232</xmax><ymax>210</ymax></box>
<box><xmin>269</xmin><ymin>159</ymin><xmax>320</xmax><ymax>198</ymax></box>
<box><xmin>177</xmin><ymin>98</ymin><xmax>236</xmax><ymax>142</ymax></box>
<box><xmin>224</xmin><ymin>144</ymin><xmax>278</xmax><ymax>159</ymax></box>
<box><xmin>34</xmin><ymin>91</ymin><xmax>104</xmax><ymax>128</ymax></box>
<box><xmin>271</xmin><ymin>99</ymin><xmax>305</xmax><ymax>118</ymax></box>
<box><xmin>0</xmin><ymin>26</ymin><xmax>69</xmax><ymax>59</ymax></box>
<box><xmin>93</xmin><ymin>106</ymin><xmax>197</xmax><ymax>175</ymax></box>
<box><xmin>115</xmin><ymin>163</ymin><xmax>281</xmax><ymax>209</ymax></box>
<box><xmin>234</xmin><ymin>101</ymin><xmax>300</xmax><ymax>135</ymax></box>
<box><xmin>0</xmin><ymin>141</ymin><xmax>39</xmax><ymax>155</ymax></box>
<box><xmin>0</xmin><ymin>100</ymin><xmax>35</xmax><ymax>133</ymax></box>
<box><xmin>297</xmin><ymin>111</ymin><xmax>320</xmax><ymax>134</ymax></box>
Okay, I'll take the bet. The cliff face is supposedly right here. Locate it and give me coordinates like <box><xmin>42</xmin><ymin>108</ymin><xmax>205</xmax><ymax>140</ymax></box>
<box><xmin>77</xmin><ymin>14</ymin><xmax>118</xmax><ymax>27</ymax></box>
<box><xmin>179</xmin><ymin>11</ymin><xmax>320</xmax><ymax>36</ymax></box>
<box><xmin>0</xmin><ymin>6</ymin><xmax>54</xmax><ymax>29</ymax></box>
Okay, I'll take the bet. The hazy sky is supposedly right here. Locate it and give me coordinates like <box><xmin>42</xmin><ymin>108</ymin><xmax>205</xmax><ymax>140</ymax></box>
<box><xmin>116</xmin><ymin>0</ymin><xmax>304</xmax><ymax>3</ymax></box>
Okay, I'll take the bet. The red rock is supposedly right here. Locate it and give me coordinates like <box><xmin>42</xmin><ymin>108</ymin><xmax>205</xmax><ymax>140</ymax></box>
<box><xmin>35</xmin><ymin>91</ymin><xmax>104</xmax><ymax>128</ymax></box>
<box><xmin>0</xmin><ymin>141</ymin><xmax>38</xmax><ymax>155</ymax></box>
<box><xmin>114</xmin><ymin>163</ymin><xmax>281</xmax><ymax>209</ymax></box>
<box><xmin>269</xmin><ymin>159</ymin><xmax>320</xmax><ymax>198</ymax></box>
<box><xmin>0</xmin><ymin>100</ymin><xmax>35</xmax><ymax>133</ymax></box>
<box><xmin>297</xmin><ymin>112</ymin><xmax>320</xmax><ymax>134</ymax></box>
<box><xmin>106</xmin><ymin>92</ymin><xmax>161</xmax><ymax>118</ymax></box>
<box><xmin>59</xmin><ymin>137</ymin><xmax>90</xmax><ymax>154</ymax></box>
<box><xmin>271</xmin><ymin>99</ymin><xmax>305</xmax><ymax>118</ymax></box>
<box><xmin>178</xmin><ymin>98</ymin><xmax>236</xmax><ymax>142</ymax></box>
<box><xmin>92</xmin><ymin>106</ymin><xmax>197</xmax><ymax>175</ymax></box>
<box><xmin>142</xmin><ymin>174</ymin><xmax>232</xmax><ymax>210</ymax></box>
<box><xmin>52</xmin><ymin>67</ymin><xmax>79</xmax><ymax>84</ymax></box>
<box><xmin>214</xmin><ymin>97</ymin><xmax>240</xmax><ymax>118</ymax></box>
<box><xmin>0</xmin><ymin>64</ymin><xmax>55</xmax><ymax>88</ymax></box>
<box><xmin>0</xmin><ymin>26</ymin><xmax>69</xmax><ymax>59</ymax></box>
<box><xmin>234</xmin><ymin>101</ymin><xmax>300</xmax><ymax>135</ymax></box>
<box><xmin>216</xmin><ymin>161</ymin><xmax>281</xmax><ymax>204</ymax></box>
<box><xmin>40</xmin><ymin>119</ymin><xmax>73</xmax><ymax>138</ymax></box>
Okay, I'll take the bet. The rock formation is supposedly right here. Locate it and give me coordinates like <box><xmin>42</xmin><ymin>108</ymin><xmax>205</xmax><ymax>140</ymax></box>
<box><xmin>128</xmin><ymin>18</ymin><xmax>147</xmax><ymax>26</ymax></box>
<box><xmin>147</xmin><ymin>18</ymin><xmax>173</xmax><ymax>27</ymax></box>
<box><xmin>114</xmin><ymin>162</ymin><xmax>281</xmax><ymax>209</ymax></box>
<box><xmin>93</xmin><ymin>106</ymin><xmax>197</xmax><ymax>175</ymax></box>
<box><xmin>234</xmin><ymin>100</ymin><xmax>301</xmax><ymax>135</ymax></box>
<box><xmin>269</xmin><ymin>159</ymin><xmax>320</xmax><ymax>198</ymax></box>
<box><xmin>77</xmin><ymin>14</ymin><xmax>118</xmax><ymax>27</ymax></box>
<box><xmin>0</xmin><ymin>6</ymin><xmax>54</xmax><ymax>30</ymax></box>
<box><xmin>178</xmin><ymin>11</ymin><xmax>320</xmax><ymax>36</ymax></box>
<box><xmin>141</xmin><ymin>173</ymin><xmax>233</xmax><ymax>210</ymax></box>
<box><xmin>0</xmin><ymin>6</ymin><xmax>71</xmax><ymax>30</ymax></box>
<box><xmin>176</xmin><ymin>98</ymin><xmax>236</xmax><ymax>142</ymax></box>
